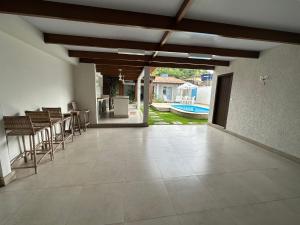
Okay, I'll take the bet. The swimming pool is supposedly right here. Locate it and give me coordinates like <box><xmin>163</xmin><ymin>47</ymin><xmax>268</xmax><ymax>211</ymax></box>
<box><xmin>171</xmin><ymin>104</ymin><xmax>209</xmax><ymax>113</ymax></box>
<box><xmin>170</xmin><ymin>104</ymin><xmax>209</xmax><ymax>119</ymax></box>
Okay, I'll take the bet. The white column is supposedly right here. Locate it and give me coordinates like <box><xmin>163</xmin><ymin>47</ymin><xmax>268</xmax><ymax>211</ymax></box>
<box><xmin>143</xmin><ymin>67</ymin><xmax>150</xmax><ymax>124</ymax></box>
<box><xmin>0</xmin><ymin>107</ymin><xmax>13</xmax><ymax>183</ymax></box>
<box><xmin>136</xmin><ymin>70</ymin><xmax>144</xmax><ymax>110</ymax></box>
<box><xmin>74</xmin><ymin>63</ymin><xmax>98</xmax><ymax>124</ymax></box>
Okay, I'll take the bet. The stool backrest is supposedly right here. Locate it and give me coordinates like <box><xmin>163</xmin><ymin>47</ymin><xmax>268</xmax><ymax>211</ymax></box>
<box><xmin>42</xmin><ymin>107</ymin><xmax>62</xmax><ymax>119</ymax></box>
<box><xmin>3</xmin><ymin>116</ymin><xmax>34</xmax><ymax>132</ymax></box>
<box><xmin>25</xmin><ymin>111</ymin><xmax>51</xmax><ymax>124</ymax></box>
<box><xmin>71</xmin><ymin>102</ymin><xmax>79</xmax><ymax>111</ymax></box>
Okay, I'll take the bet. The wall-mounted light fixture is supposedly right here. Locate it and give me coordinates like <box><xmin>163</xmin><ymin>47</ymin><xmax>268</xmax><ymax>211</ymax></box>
<box><xmin>260</xmin><ymin>75</ymin><xmax>269</xmax><ymax>85</ymax></box>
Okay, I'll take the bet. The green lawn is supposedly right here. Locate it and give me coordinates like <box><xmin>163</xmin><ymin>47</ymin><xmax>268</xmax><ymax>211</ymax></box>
<box><xmin>148</xmin><ymin>107</ymin><xmax>208</xmax><ymax>125</ymax></box>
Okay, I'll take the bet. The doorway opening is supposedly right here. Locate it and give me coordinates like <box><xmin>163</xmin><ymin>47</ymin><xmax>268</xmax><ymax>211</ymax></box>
<box><xmin>149</xmin><ymin>68</ymin><xmax>212</xmax><ymax>125</ymax></box>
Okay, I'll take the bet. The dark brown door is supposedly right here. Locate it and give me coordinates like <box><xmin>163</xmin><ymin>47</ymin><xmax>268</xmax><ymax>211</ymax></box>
<box><xmin>213</xmin><ymin>73</ymin><xmax>233</xmax><ymax>128</ymax></box>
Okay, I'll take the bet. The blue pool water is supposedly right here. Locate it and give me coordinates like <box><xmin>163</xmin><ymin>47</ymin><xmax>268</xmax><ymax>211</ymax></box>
<box><xmin>171</xmin><ymin>104</ymin><xmax>209</xmax><ymax>113</ymax></box>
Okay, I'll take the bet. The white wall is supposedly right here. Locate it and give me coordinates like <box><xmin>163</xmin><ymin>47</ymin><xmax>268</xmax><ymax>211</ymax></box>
<box><xmin>0</xmin><ymin>15</ymin><xmax>75</xmax><ymax>178</ymax></box>
<box><xmin>196</xmin><ymin>86</ymin><xmax>212</xmax><ymax>105</ymax></box>
<box><xmin>74</xmin><ymin>63</ymin><xmax>98</xmax><ymax>124</ymax></box>
<box><xmin>210</xmin><ymin>44</ymin><xmax>300</xmax><ymax>159</ymax></box>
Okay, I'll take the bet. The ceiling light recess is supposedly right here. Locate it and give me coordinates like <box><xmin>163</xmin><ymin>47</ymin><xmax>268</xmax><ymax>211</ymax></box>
<box><xmin>188</xmin><ymin>53</ymin><xmax>212</xmax><ymax>60</ymax></box>
<box><xmin>118</xmin><ymin>48</ymin><xmax>145</xmax><ymax>56</ymax></box>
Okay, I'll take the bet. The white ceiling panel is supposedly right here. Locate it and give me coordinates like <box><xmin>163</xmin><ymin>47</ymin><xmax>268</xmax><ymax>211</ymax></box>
<box><xmin>64</xmin><ymin>45</ymin><xmax>154</xmax><ymax>55</ymax></box>
<box><xmin>187</xmin><ymin>0</ymin><xmax>300</xmax><ymax>32</ymax></box>
<box><xmin>23</xmin><ymin>16</ymin><xmax>164</xmax><ymax>43</ymax></box>
<box><xmin>168</xmin><ymin>32</ymin><xmax>279</xmax><ymax>51</ymax></box>
<box><xmin>156</xmin><ymin>51</ymin><xmax>235</xmax><ymax>61</ymax></box>
<box><xmin>48</xmin><ymin>0</ymin><xmax>183</xmax><ymax>16</ymax></box>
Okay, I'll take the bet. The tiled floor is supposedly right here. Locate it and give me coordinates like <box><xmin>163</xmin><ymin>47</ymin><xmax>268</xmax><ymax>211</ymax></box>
<box><xmin>98</xmin><ymin>104</ymin><xmax>143</xmax><ymax>124</ymax></box>
<box><xmin>1</xmin><ymin>125</ymin><xmax>300</xmax><ymax>225</ymax></box>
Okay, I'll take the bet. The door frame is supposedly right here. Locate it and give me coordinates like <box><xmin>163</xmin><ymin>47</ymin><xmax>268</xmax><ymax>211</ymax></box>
<box><xmin>212</xmin><ymin>73</ymin><xmax>233</xmax><ymax>128</ymax></box>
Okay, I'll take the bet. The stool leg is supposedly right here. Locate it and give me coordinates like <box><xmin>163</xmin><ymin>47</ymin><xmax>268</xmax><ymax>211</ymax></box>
<box><xmin>50</xmin><ymin>126</ymin><xmax>54</xmax><ymax>155</ymax></box>
<box><xmin>40</xmin><ymin>131</ymin><xmax>45</xmax><ymax>150</ymax></box>
<box><xmin>72</xmin><ymin>115</ymin><xmax>76</xmax><ymax>133</ymax></box>
<box><xmin>45</xmin><ymin>129</ymin><xmax>53</xmax><ymax>161</ymax></box>
<box><xmin>32</xmin><ymin>135</ymin><xmax>37</xmax><ymax>174</ymax></box>
<box><xmin>77</xmin><ymin>115</ymin><xmax>81</xmax><ymax>135</ymax></box>
<box><xmin>29</xmin><ymin>136</ymin><xmax>33</xmax><ymax>160</ymax></box>
<box><xmin>21</xmin><ymin>136</ymin><xmax>28</xmax><ymax>163</ymax></box>
<box><xmin>61</xmin><ymin>121</ymin><xmax>65</xmax><ymax>150</ymax></box>
<box><xmin>83</xmin><ymin>114</ymin><xmax>87</xmax><ymax>131</ymax></box>
<box><xmin>70</xmin><ymin>117</ymin><xmax>74</xmax><ymax>142</ymax></box>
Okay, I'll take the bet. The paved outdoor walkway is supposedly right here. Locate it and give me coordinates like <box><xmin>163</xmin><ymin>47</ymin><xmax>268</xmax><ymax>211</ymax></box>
<box><xmin>1</xmin><ymin>125</ymin><xmax>300</xmax><ymax>225</ymax></box>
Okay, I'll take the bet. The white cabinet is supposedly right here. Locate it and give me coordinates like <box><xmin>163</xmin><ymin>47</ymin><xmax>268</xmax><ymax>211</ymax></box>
<box><xmin>113</xmin><ymin>96</ymin><xmax>129</xmax><ymax>118</ymax></box>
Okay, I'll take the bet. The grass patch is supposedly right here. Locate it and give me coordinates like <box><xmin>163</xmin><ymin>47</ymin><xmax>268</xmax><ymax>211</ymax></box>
<box><xmin>148</xmin><ymin>107</ymin><xmax>208</xmax><ymax>125</ymax></box>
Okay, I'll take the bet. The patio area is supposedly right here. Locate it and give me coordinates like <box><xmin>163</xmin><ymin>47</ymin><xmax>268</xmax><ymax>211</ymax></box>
<box><xmin>98</xmin><ymin>104</ymin><xmax>143</xmax><ymax>124</ymax></box>
<box><xmin>1</xmin><ymin>125</ymin><xmax>300</xmax><ymax>225</ymax></box>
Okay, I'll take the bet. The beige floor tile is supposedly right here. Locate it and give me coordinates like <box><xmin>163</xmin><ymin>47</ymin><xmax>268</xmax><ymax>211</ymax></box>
<box><xmin>198</xmin><ymin>173</ymin><xmax>260</xmax><ymax>208</ymax></box>
<box><xmin>125</xmin><ymin>216</ymin><xmax>180</xmax><ymax>225</ymax></box>
<box><xmin>5</xmin><ymin>187</ymin><xmax>81</xmax><ymax>225</ymax></box>
<box><xmin>165</xmin><ymin>176</ymin><xmax>219</xmax><ymax>214</ymax></box>
<box><xmin>226</xmin><ymin>200</ymin><xmax>300</xmax><ymax>225</ymax></box>
<box><xmin>179</xmin><ymin>209</ymin><xmax>237</xmax><ymax>225</ymax></box>
<box><xmin>124</xmin><ymin>181</ymin><xmax>175</xmax><ymax>222</ymax></box>
<box><xmin>85</xmin><ymin>160</ymin><xmax>126</xmax><ymax>185</ymax></box>
<box><xmin>233</xmin><ymin>170</ymin><xmax>285</xmax><ymax>201</ymax></box>
<box><xmin>262</xmin><ymin>168</ymin><xmax>300</xmax><ymax>198</ymax></box>
<box><xmin>124</xmin><ymin>159</ymin><xmax>162</xmax><ymax>182</ymax></box>
<box><xmin>0</xmin><ymin>191</ymin><xmax>32</xmax><ymax>225</ymax></box>
<box><xmin>66</xmin><ymin>183</ymin><xmax>124</xmax><ymax>225</ymax></box>
<box><xmin>155</xmin><ymin>158</ymin><xmax>195</xmax><ymax>178</ymax></box>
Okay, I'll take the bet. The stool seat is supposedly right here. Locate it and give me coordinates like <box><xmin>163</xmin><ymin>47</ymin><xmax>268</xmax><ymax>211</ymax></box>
<box><xmin>6</xmin><ymin>127</ymin><xmax>44</xmax><ymax>136</ymax></box>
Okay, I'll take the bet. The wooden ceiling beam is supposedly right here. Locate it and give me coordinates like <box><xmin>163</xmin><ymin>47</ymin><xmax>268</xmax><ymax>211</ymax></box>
<box><xmin>46</xmin><ymin>34</ymin><xmax>259</xmax><ymax>58</ymax></box>
<box><xmin>152</xmin><ymin>0</ymin><xmax>193</xmax><ymax>58</ymax></box>
<box><xmin>69</xmin><ymin>50</ymin><xmax>230</xmax><ymax>66</ymax></box>
<box><xmin>82</xmin><ymin>58</ymin><xmax>215</xmax><ymax>70</ymax></box>
<box><xmin>1</xmin><ymin>0</ymin><xmax>300</xmax><ymax>44</ymax></box>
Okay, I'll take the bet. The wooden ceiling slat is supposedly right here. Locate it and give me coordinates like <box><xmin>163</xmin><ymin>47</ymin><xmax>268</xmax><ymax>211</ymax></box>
<box><xmin>1</xmin><ymin>0</ymin><xmax>299</xmax><ymax>44</ymax></box>
<box><xmin>46</xmin><ymin>33</ymin><xmax>259</xmax><ymax>58</ymax></box>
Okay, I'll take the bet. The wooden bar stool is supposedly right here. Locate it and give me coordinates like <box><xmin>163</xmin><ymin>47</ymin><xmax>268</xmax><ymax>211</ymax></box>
<box><xmin>71</xmin><ymin>102</ymin><xmax>90</xmax><ymax>132</ymax></box>
<box><xmin>42</xmin><ymin>107</ymin><xmax>73</xmax><ymax>149</ymax></box>
<box><xmin>71</xmin><ymin>110</ymin><xmax>81</xmax><ymax>135</ymax></box>
<box><xmin>3</xmin><ymin>116</ymin><xmax>52</xmax><ymax>174</ymax></box>
<box><xmin>42</xmin><ymin>107</ymin><xmax>65</xmax><ymax>150</ymax></box>
<box><xmin>25</xmin><ymin>111</ymin><xmax>54</xmax><ymax>160</ymax></box>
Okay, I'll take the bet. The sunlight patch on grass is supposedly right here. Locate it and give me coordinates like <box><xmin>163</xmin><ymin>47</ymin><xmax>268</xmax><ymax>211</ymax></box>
<box><xmin>148</xmin><ymin>107</ymin><xmax>208</xmax><ymax>125</ymax></box>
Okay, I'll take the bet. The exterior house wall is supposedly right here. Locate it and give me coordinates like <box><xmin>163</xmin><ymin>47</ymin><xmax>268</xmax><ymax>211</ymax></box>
<box><xmin>196</xmin><ymin>86</ymin><xmax>212</xmax><ymax>105</ymax></box>
<box><xmin>0</xmin><ymin>15</ymin><xmax>75</xmax><ymax>178</ymax></box>
<box><xmin>210</xmin><ymin>44</ymin><xmax>300</xmax><ymax>159</ymax></box>
<box><xmin>153</xmin><ymin>83</ymin><xmax>180</xmax><ymax>102</ymax></box>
